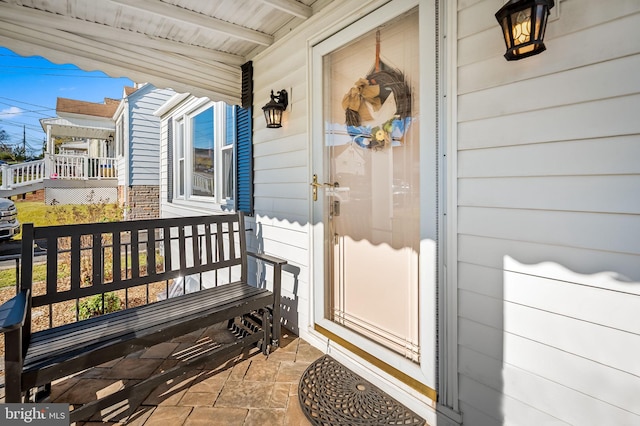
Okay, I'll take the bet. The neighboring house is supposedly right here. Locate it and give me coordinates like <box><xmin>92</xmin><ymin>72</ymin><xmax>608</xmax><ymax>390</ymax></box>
<box><xmin>2</xmin><ymin>1</ymin><xmax>639</xmax><ymax>425</ymax></box>
<box><xmin>113</xmin><ymin>83</ymin><xmax>175</xmax><ymax>220</ymax></box>
<box><xmin>39</xmin><ymin>97</ymin><xmax>119</xmax><ymax>204</ymax></box>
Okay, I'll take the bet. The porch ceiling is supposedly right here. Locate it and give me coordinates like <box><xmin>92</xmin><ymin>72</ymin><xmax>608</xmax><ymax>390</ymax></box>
<box><xmin>0</xmin><ymin>0</ymin><xmax>326</xmax><ymax>105</ymax></box>
<box><xmin>40</xmin><ymin>116</ymin><xmax>114</xmax><ymax>139</ymax></box>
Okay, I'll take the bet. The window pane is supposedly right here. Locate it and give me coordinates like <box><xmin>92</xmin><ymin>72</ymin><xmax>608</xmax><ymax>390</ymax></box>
<box><xmin>192</xmin><ymin>107</ymin><xmax>214</xmax><ymax>197</ymax></box>
<box><xmin>176</xmin><ymin>121</ymin><xmax>184</xmax><ymax>159</ymax></box>
<box><xmin>222</xmin><ymin>148</ymin><xmax>233</xmax><ymax>199</ymax></box>
<box><xmin>178</xmin><ymin>159</ymin><xmax>185</xmax><ymax>196</ymax></box>
<box><xmin>225</xmin><ymin>105</ymin><xmax>235</xmax><ymax>146</ymax></box>
<box><xmin>117</xmin><ymin>120</ymin><xmax>124</xmax><ymax>156</ymax></box>
<box><xmin>176</xmin><ymin>120</ymin><xmax>185</xmax><ymax>197</ymax></box>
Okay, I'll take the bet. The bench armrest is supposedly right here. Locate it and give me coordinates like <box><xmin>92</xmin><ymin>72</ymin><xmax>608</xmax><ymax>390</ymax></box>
<box><xmin>0</xmin><ymin>289</ymin><xmax>29</xmax><ymax>334</ymax></box>
<box><xmin>247</xmin><ymin>251</ymin><xmax>287</xmax><ymax>266</ymax></box>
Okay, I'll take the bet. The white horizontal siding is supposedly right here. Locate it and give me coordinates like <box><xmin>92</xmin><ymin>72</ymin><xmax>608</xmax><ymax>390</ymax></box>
<box><xmin>459</xmin><ymin>94</ymin><xmax>640</xmax><ymax>149</ymax></box>
<box><xmin>460</xmin><ymin>344</ymin><xmax>640</xmax><ymax>425</ymax></box>
<box><xmin>459</xmin><ymin>235</ymin><xmax>640</xmax><ymax>291</ymax></box>
<box><xmin>458</xmin><ymin>54</ymin><xmax>640</xmax><ymax>123</ymax></box>
<box><xmin>459</xmin><ymin>206</ymin><xmax>640</xmax><ymax>254</ymax></box>
<box><xmin>128</xmin><ymin>86</ymin><xmax>174</xmax><ymax>186</ymax></box>
<box><xmin>459</xmin><ymin>136</ymin><xmax>640</xmax><ymax>178</ymax></box>
<box><xmin>459</xmin><ymin>175</ymin><xmax>640</xmax><ymax>214</ymax></box>
<box><xmin>456</xmin><ymin>0</ymin><xmax>640</xmax><ymax>424</ymax></box>
<box><xmin>459</xmin><ymin>375</ymin><xmax>570</xmax><ymax>426</ymax></box>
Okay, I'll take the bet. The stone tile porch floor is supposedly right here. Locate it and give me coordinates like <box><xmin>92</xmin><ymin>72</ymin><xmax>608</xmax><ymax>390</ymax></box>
<box><xmin>1</xmin><ymin>325</ymin><xmax>321</xmax><ymax>425</ymax></box>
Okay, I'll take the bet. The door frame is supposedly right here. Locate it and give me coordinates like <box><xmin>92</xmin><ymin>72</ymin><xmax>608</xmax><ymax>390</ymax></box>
<box><xmin>309</xmin><ymin>0</ymin><xmax>438</xmax><ymax>400</ymax></box>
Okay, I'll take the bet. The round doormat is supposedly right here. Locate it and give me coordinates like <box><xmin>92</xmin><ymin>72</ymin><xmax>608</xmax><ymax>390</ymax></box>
<box><xmin>298</xmin><ymin>355</ymin><xmax>426</xmax><ymax>425</ymax></box>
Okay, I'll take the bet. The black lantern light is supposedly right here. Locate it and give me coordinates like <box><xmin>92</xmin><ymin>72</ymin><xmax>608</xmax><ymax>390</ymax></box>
<box><xmin>262</xmin><ymin>89</ymin><xmax>288</xmax><ymax>128</ymax></box>
<box><xmin>496</xmin><ymin>0</ymin><xmax>554</xmax><ymax>61</ymax></box>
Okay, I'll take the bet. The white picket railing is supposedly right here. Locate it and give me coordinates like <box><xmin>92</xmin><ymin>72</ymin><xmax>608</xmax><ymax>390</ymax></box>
<box><xmin>50</xmin><ymin>154</ymin><xmax>117</xmax><ymax>180</ymax></box>
<box><xmin>0</xmin><ymin>155</ymin><xmax>118</xmax><ymax>190</ymax></box>
<box><xmin>0</xmin><ymin>159</ymin><xmax>46</xmax><ymax>190</ymax></box>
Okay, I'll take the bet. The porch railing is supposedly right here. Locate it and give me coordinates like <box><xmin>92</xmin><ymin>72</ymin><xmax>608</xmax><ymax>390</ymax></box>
<box><xmin>0</xmin><ymin>159</ymin><xmax>46</xmax><ymax>190</ymax></box>
<box><xmin>49</xmin><ymin>154</ymin><xmax>117</xmax><ymax>180</ymax></box>
<box><xmin>0</xmin><ymin>155</ymin><xmax>118</xmax><ymax>191</ymax></box>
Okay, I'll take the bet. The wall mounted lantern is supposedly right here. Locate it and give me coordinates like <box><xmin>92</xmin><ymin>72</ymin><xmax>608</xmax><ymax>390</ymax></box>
<box><xmin>262</xmin><ymin>89</ymin><xmax>288</xmax><ymax>128</ymax></box>
<box><xmin>496</xmin><ymin>0</ymin><xmax>554</xmax><ymax>61</ymax></box>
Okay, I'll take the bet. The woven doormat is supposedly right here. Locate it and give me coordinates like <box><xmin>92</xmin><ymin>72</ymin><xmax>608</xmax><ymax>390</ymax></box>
<box><xmin>298</xmin><ymin>355</ymin><xmax>426</xmax><ymax>425</ymax></box>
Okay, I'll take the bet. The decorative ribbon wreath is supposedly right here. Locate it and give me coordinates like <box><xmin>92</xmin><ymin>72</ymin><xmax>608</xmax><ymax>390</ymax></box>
<box><xmin>341</xmin><ymin>31</ymin><xmax>412</xmax><ymax>150</ymax></box>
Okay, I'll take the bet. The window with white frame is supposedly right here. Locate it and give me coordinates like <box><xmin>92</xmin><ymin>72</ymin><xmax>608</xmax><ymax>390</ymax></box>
<box><xmin>175</xmin><ymin>118</ymin><xmax>185</xmax><ymax>198</ymax></box>
<box><xmin>116</xmin><ymin>117</ymin><xmax>124</xmax><ymax>157</ymax></box>
<box><xmin>172</xmin><ymin>101</ymin><xmax>236</xmax><ymax>207</ymax></box>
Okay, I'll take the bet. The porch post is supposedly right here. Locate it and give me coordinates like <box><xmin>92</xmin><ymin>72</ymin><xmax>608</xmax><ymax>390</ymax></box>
<box><xmin>0</xmin><ymin>164</ymin><xmax>9</xmax><ymax>190</ymax></box>
<box><xmin>45</xmin><ymin>125</ymin><xmax>53</xmax><ymax>178</ymax></box>
<box><xmin>83</xmin><ymin>156</ymin><xmax>89</xmax><ymax>180</ymax></box>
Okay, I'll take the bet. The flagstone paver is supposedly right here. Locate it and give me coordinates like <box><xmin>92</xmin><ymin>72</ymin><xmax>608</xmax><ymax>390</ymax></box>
<box><xmin>1</xmin><ymin>328</ymin><xmax>317</xmax><ymax>425</ymax></box>
<box><xmin>143</xmin><ymin>406</ymin><xmax>192</xmax><ymax>426</ymax></box>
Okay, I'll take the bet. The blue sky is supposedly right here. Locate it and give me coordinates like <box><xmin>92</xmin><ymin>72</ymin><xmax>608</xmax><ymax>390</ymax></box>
<box><xmin>0</xmin><ymin>46</ymin><xmax>134</xmax><ymax>157</ymax></box>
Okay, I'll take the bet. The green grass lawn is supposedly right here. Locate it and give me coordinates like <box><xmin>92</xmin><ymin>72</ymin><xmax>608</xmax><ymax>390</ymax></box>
<box><xmin>15</xmin><ymin>201</ymin><xmax>57</xmax><ymax>230</ymax></box>
<box><xmin>14</xmin><ymin>201</ymin><xmax>123</xmax><ymax>238</ymax></box>
<box><xmin>0</xmin><ymin>201</ymin><xmax>123</xmax><ymax>289</ymax></box>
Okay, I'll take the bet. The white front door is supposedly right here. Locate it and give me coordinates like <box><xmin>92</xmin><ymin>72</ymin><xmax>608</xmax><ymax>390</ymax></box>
<box><xmin>311</xmin><ymin>0</ymin><xmax>438</xmax><ymax>397</ymax></box>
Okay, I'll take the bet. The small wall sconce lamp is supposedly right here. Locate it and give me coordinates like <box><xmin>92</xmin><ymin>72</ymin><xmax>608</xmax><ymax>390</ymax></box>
<box><xmin>496</xmin><ymin>0</ymin><xmax>555</xmax><ymax>61</ymax></box>
<box><xmin>262</xmin><ymin>89</ymin><xmax>288</xmax><ymax>128</ymax></box>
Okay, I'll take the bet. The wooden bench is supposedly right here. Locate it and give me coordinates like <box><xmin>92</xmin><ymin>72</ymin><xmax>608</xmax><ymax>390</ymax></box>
<box><xmin>0</xmin><ymin>212</ymin><xmax>286</xmax><ymax>422</ymax></box>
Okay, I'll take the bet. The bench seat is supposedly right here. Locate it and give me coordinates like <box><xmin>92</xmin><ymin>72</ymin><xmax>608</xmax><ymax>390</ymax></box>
<box><xmin>23</xmin><ymin>282</ymin><xmax>272</xmax><ymax>389</ymax></box>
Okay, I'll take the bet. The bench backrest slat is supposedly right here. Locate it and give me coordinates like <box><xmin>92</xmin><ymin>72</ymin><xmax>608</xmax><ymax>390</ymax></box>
<box><xmin>191</xmin><ymin>224</ymin><xmax>199</xmax><ymax>266</ymax></box>
<box><xmin>147</xmin><ymin>228</ymin><xmax>157</xmax><ymax>277</ymax></box>
<box><xmin>204</xmin><ymin>223</ymin><xmax>213</xmax><ymax>264</ymax></box>
<box><xmin>71</xmin><ymin>234</ymin><xmax>81</xmax><ymax>292</ymax></box>
<box><xmin>216</xmin><ymin>222</ymin><xmax>224</xmax><ymax>262</ymax></box>
<box><xmin>131</xmin><ymin>229</ymin><xmax>140</xmax><ymax>279</ymax></box>
<box><xmin>46</xmin><ymin>235</ymin><xmax>57</xmax><ymax>297</ymax></box>
<box><xmin>92</xmin><ymin>233</ymin><xmax>102</xmax><ymax>285</ymax></box>
<box><xmin>178</xmin><ymin>225</ymin><xmax>187</xmax><ymax>271</ymax></box>
<box><xmin>238</xmin><ymin>213</ymin><xmax>247</xmax><ymax>284</ymax></box>
<box><xmin>22</xmin><ymin>213</ymin><xmax>247</xmax><ymax>311</ymax></box>
<box><xmin>113</xmin><ymin>230</ymin><xmax>121</xmax><ymax>283</ymax></box>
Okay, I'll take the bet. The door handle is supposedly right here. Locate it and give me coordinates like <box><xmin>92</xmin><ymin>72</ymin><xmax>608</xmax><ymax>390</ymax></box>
<box><xmin>311</xmin><ymin>175</ymin><xmax>339</xmax><ymax>201</ymax></box>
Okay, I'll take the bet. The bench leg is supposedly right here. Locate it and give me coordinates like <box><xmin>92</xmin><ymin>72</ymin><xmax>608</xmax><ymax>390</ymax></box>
<box><xmin>262</xmin><ymin>309</ymin><xmax>270</xmax><ymax>355</ymax></box>
<box><xmin>5</xmin><ymin>329</ymin><xmax>24</xmax><ymax>403</ymax></box>
<box><xmin>27</xmin><ymin>383</ymin><xmax>51</xmax><ymax>402</ymax></box>
<box><xmin>271</xmin><ymin>263</ymin><xmax>283</xmax><ymax>349</ymax></box>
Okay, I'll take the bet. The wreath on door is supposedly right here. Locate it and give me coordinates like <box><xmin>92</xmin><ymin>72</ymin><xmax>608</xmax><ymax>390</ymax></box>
<box><xmin>341</xmin><ymin>30</ymin><xmax>412</xmax><ymax>150</ymax></box>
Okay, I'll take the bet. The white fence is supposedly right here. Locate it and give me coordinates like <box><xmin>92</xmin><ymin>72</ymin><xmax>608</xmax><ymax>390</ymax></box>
<box><xmin>50</xmin><ymin>154</ymin><xmax>117</xmax><ymax>180</ymax></box>
<box><xmin>0</xmin><ymin>155</ymin><xmax>118</xmax><ymax>190</ymax></box>
<box><xmin>0</xmin><ymin>159</ymin><xmax>46</xmax><ymax>190</ymax></box>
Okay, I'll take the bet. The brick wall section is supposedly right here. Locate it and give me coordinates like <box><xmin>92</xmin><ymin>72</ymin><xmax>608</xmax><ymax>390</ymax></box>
<box><xmin>12</xmin><ymin>189</ymin><xmax>44</xmax><ymax>202</ymax></box>
<box><xmin>127</xmin><ymin>185</ymin><xmax>160</xmax><ymax>220</ymax></box>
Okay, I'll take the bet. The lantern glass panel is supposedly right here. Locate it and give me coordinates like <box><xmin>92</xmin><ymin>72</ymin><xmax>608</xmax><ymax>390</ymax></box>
<box><xmin>511</xmin><ymin>9</ymin><xmax>531</xmax><ymax>46</ymax></box>
<box><xmin>501</xmin><ymin>17</ymin><xmax>512</xmax><ymax>49</ymax></box>
<box><xmin>264</xmin><ymin>107</ymin><xmax>283</xmax><ymax>128</ymax></box>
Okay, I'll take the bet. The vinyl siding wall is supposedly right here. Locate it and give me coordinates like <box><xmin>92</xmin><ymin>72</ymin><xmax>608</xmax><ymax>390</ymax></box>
<box><xmin>128</xmin><ymin>86</ymin><xmax>174</xmax><ymax>186</ymax></box>
<box><xmin>455</xmin><ymin>0</ymin><xmax>640</xmax><ymax>424</ymax></box>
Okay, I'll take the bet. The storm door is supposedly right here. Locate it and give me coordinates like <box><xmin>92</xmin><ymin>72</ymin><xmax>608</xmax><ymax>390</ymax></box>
<box><xmin>312</xmin><ymin>1</ymin><xmax>436</xmax><ymax>391</ymax></box>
